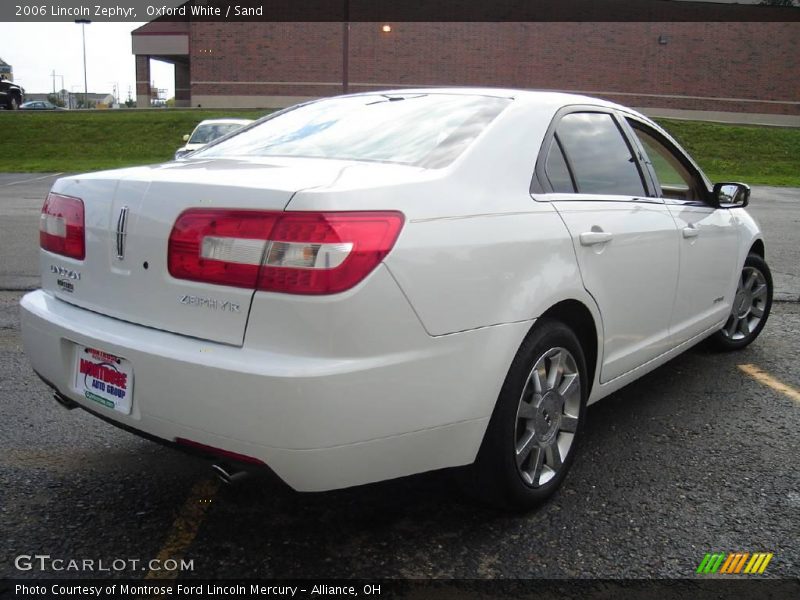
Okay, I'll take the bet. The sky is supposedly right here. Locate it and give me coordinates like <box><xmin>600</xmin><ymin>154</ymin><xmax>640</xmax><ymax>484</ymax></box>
<box><xmin>0</xmin><ymin>22</ymin><xmax>175</xmax><ymax>101</ymax></box>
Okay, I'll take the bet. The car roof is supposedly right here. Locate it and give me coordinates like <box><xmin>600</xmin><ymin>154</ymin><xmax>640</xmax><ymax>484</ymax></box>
<box><xmin>342</xmin><ymin>86</ymin><xmax>637</xmax><ymax>115</ymax></box>
<box><xmin>195</xmin><ymin>118</ymin><xmax>254</xmax><ymax>126</ymax></box>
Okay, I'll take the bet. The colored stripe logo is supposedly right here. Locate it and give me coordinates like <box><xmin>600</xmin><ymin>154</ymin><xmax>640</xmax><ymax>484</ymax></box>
<box><xmin>696</xmin><ymin>552</ymin><xmax>773</xmax><ymax>574</ymax></box>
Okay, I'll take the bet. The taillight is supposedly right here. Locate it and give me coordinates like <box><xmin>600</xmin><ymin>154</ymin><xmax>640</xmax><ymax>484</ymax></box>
<box><xmin>40</xmin><ymin>193</ymin><xmax>85</xmax><ymax>260</ymax></box>
<box><xmin>167</xmin><ymin>210</ymin><xmax>279</xmax><ymax>288</ymax></box>
<box><xmin>168</xmin><ymin>209</ymin><xmax>404</xmax><ymax>295</ymax></box>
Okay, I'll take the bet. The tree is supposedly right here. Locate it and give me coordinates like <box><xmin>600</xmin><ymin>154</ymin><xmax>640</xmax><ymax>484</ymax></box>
<box><xmin>47</xmin><ymin>93</ymin><xmax>65</xmax><ymax>108</ymax></box>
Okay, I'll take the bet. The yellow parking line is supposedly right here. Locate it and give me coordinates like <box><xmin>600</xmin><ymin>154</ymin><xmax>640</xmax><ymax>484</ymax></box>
<box><xmin>144</xmin><ymin>477</ymin><xmax>220</xmax><ymax>581</ymax></box>
<box><xmin>738</xmin><ymin>364</ymin><xmax>800</xmax><ymax>405</ymax></box>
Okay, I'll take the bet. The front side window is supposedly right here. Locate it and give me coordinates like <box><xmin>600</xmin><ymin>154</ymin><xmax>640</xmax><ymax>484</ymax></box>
<box><xmin>195</xmin><ymin>94</ymin><xmax>511</xmax><ymax>168</ymax></box>
<box><xmin>555</xmin><ymin>112</ymin><xmax>646</xmax><ymax>197</ymax></box>
<box><xmin>628</xmin><ymin>121</ymin><xmax>704</xmax><ymax>202</ymax></box>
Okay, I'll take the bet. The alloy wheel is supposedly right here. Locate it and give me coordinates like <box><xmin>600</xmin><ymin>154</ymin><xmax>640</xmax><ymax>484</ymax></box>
<box><xmin>722</xmin><ymin>266</ymin><xmax>768</xmax><ymax>341</ymax></box>
<box><xmin>514</xmin><ymin>347</ymin><xmax>581</xmax><ymax>488</ymax></box>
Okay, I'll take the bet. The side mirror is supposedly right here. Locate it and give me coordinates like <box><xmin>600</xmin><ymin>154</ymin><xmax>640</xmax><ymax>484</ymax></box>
<box><xmin>713</xmin><ymin>182</ymin><xmax>750</xmax><ymax>208</ymax></box>
<box><xmin>182</xmin><ymin>134</ymin><xmax>190</xmax><ymax>142</ymax></box>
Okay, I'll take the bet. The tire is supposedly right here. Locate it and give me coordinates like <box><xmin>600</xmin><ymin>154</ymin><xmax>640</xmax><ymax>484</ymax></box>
<box><xmin>709</xmin><ymin>253</ymin><xmax>772</xmax><ymax>351</ymax></box>
<box><xmin>467</xmin><ymin>318</ymin><xmax>588</xmax><ymax>511</ymax></box>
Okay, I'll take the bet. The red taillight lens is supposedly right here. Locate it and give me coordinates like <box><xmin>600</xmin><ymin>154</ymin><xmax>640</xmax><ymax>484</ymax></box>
<box><xmin>40</xmin><ymin>193</ymin><xmax>85</xmax><ymax>260</ymax></box>
<box><xmin>259</xmin><ymin>211</ymin><xmax>404</xmax><ymax>294</ymax></box>
<box><xmin>167</xmin><ymin>210</ymin><xmax>279</xmax><ymax>288</ymax></box>
<box><xmin>168</xmin><ymin>209</ymin><xmax>404</xmax><ymax>295</ymax></box>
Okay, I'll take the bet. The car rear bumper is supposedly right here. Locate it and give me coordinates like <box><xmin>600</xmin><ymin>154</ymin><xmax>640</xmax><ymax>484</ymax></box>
<box><xmin>20</xmin><ymin>288</ymin><xmax>530</xmax><ymax>491</ymax></box>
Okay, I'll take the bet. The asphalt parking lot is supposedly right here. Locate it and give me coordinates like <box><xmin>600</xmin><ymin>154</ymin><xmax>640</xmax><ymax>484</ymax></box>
<box><xmin>1</xmin><ymin>173</ymin><xmax>798</xmax><ymax>581</ymax></box>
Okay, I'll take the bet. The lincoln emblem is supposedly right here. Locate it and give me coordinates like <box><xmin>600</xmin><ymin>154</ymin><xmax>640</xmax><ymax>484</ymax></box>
<box><xmin>115</xmin><ymin>206</ymin><xmax>129</xmax><ymax>260</ymax></box>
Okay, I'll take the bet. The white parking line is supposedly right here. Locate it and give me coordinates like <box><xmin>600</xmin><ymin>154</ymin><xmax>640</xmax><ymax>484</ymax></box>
<box><xmin>1</xmin><ymin>173</ymin><xmax>63</xmax><ymax>187</ymax></box>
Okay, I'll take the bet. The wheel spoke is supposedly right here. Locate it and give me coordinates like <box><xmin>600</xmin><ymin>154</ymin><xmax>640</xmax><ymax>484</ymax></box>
<box><xmin>738</xmin><ymin>317</ymin><xmax>751</xmax><ymax>337</ymax></box>
<box><xmin>750</xmin><ymin>305</ymin><xmax>764</xmax><ymax>318</ymax></box>
<box><xmin>530</xmin><ymin>366</ymin><xmax>545</xmax><ymax>395</ymax></box>
<box><xmin>529</xmin><ymin>447</ymin><xmax>544</xmax><ymax>485</ymax></box>
<box><xmin>560</xmin><ymin>414</ymin><xmax>578</xmax><ymax>433</ymax></box>
<box><xmin>545</xmin><ymin>439</ymin><xmax>562</xmax><ymax>470</ymax></box>
<box><xmin>726</xmin><ymin>315</ymin><xmax>740</xmax><ymax>337</ymax></box>
<box><xmin>547</xmin><ymin>350</ymin><xmax>563</xmax><ymax>390</ymax></box>
<box><xmin>752</xmin><ymin>284</ymin><xmax>768</xmax><ymax>300</ymax></box>
<box><xmin>558</xmin><ymin>372</ymin><xmax>579</xmax><ymax>398</ymax></box>
<box><xmin>744</xmin><ymin>271</ymin><xmax>758</xmax><ymax>292</ymax></box>
<box><xmin>515</xmin><ymin>431</ymin><xmax>536</xmax><ymax>467</ymax></box>
<box><xmin>517</xmin><ymin>400</ymin><xmax>537</xmax><ymax>420</ymax></box>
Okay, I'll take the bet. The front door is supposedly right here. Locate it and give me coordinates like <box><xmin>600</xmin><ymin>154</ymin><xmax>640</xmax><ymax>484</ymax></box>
<box><xmin>542</xmin><ymin>111</ymin><xmax>680</xmax><ymax>383</ymax></box>
<box><xmin>625</xmin><ymin>119</ymin><xmax>740</xmax><ymax>342</ymax></box>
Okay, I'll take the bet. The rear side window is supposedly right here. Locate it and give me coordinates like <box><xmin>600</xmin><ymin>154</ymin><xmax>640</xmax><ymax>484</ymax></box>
<box><xmin>555</xmin><ymin>113</ymin><xmax>646</xmax><ymax>197</ymax></box>
<box><xmin>544</xmin><ymin>137</ymin><xmax>575</xmax><ymax>193</ymax></box>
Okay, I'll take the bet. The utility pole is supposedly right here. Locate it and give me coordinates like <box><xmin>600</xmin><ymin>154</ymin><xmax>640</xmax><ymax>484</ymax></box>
<box><xmin>75</xmin><ymin>19</ymin><xmax>91</xmax><ymax>108</ymax></box>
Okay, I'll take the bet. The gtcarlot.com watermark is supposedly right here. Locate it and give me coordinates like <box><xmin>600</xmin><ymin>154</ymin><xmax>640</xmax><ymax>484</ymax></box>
<box><xmin>14</xmin><ymin>553</ymin><xmax>194</xmax><ymax>573</ymax></box>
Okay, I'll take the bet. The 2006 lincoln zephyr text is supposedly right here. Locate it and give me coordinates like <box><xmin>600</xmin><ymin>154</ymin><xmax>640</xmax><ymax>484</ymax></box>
<box><xmin>21</xmin><ymin>89</ymin><xmax>773</xmax><ymax>509</ymax></box>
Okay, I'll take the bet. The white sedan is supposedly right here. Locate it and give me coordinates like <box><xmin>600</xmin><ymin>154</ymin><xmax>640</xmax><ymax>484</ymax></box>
<box><xmin>21</xmin><ymin>89</ymin><xmax>772</xmax><ymax>509</ymax></box>
<box><xmin>174</xmin><ymin>118</ymin><xmax>254</xmax><ymax>159</ymax></box>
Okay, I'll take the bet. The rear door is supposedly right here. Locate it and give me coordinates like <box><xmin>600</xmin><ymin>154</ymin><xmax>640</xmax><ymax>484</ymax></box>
<box><xmin>624</xmin><ymin>117</ymin><xmax>740</xmax><ymax>341</ymax></box>
<box><xmin>536</xmin><ymin>109</ymin><xmax>680</xmax><ymax>383</ymax></box>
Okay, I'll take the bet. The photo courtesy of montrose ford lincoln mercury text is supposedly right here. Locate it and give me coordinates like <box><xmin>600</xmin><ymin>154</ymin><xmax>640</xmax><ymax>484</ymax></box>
<box><xmin>20</xmin><ymin>90</ymin><xmax>773</xmax><ymax>510</ymax></box>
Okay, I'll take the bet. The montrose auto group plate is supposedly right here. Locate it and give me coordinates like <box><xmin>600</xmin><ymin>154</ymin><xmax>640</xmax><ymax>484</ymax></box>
<box><xmin>74</xmin><ymin>346</ymin><xmax>134</xmax><ymax>415</ymax></box>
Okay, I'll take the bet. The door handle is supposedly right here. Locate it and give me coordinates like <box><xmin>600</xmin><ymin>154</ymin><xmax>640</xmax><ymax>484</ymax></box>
<box><xmin>579</xmin><ymin>231</ymin><xmax>613</xmax><ymax>246</ymax></box>
<box><xmin>682</xmin><ymin>226</ymin><xmax>700</xmax><ymax>239</ymax></box>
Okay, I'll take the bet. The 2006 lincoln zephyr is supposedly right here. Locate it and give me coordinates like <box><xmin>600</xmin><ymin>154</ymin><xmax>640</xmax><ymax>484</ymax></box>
<box><xmin>21</xmin><ymin>89</ymin><xmax>772</xmax><ymax>509</ymax></box>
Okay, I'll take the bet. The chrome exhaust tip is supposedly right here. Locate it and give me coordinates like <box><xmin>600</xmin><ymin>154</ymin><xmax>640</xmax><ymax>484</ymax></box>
<box><xmin>211</xmin><ymin>462</ymin><xmax>249</xmax><ymax>485</ymax></box>
<box><xmin>54</xmin><ymin>392</ymin><xmax>79</xmax><ymax>410</ymax></box>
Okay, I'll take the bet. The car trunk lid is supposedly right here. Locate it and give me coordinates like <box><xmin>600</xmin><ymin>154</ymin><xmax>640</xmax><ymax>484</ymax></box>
<box><xmin>40</xmin><ymin>158</ymin><xmax>348</xmax><ymax>346</ymax></box>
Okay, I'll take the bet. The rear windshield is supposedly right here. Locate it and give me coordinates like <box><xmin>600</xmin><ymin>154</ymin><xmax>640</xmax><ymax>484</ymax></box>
<box><xmin>189</xmin><ymin>123</ymin><xmax>246</xmax><ymax>144</ymax></box>
<box><xmin>194</xmin><ymin>94</ymin><xmax>511</xmax><ymax>168</ymax></box>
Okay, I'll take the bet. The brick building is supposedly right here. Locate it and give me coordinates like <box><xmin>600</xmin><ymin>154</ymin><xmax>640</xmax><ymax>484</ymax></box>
<box><xmin>131</xmin><ymin>2</ymin><xmax>799</xmax><ymax>121</ymax></box>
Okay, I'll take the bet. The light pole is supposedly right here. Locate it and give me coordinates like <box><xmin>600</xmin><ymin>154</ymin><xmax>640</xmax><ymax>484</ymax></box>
<box><xmin>75</xmin><ymin>19</ymin><xmax>91</xmax><ymax>108</ymax></box>
<box><xmin>342</xmin><ymin>0</ymin><xmax>349</xmax><ymax>94</ymax></box>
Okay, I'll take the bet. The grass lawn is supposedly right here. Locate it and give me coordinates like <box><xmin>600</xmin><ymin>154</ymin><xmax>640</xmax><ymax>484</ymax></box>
<box><xmin>0</xmin><ymin>109</ymin><xmax>798</xmax><ymax>186</ymax></box>
<box><xmin>0</xmin><ymin>109</ymin><xmax>270</xmax><ymax>173</ymax></box>
<box><xmin>656</xmin><ymin>119</ymin><xmax>800</xmax><ymax>188</ymax></box>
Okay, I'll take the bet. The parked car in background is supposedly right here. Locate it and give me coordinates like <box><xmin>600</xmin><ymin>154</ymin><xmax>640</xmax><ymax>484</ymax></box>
<box><xmin>21</xmin><ymin>89</ymin><xmax>772</xmax><ymax>510</ymax></box>
<box><xmin>174</xmin><ymin>118</ymin><xmax>253</xmax><ymax>159</ymax></box>
<box><xmin>0</xmin><ymin>77</ymin><xmax>24</xmax><ymax>109</ymax></box>
<box><xmin>20</xmin><ymin>100</ymin><xmax>63</xmax><ymax>111</ymax></box>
